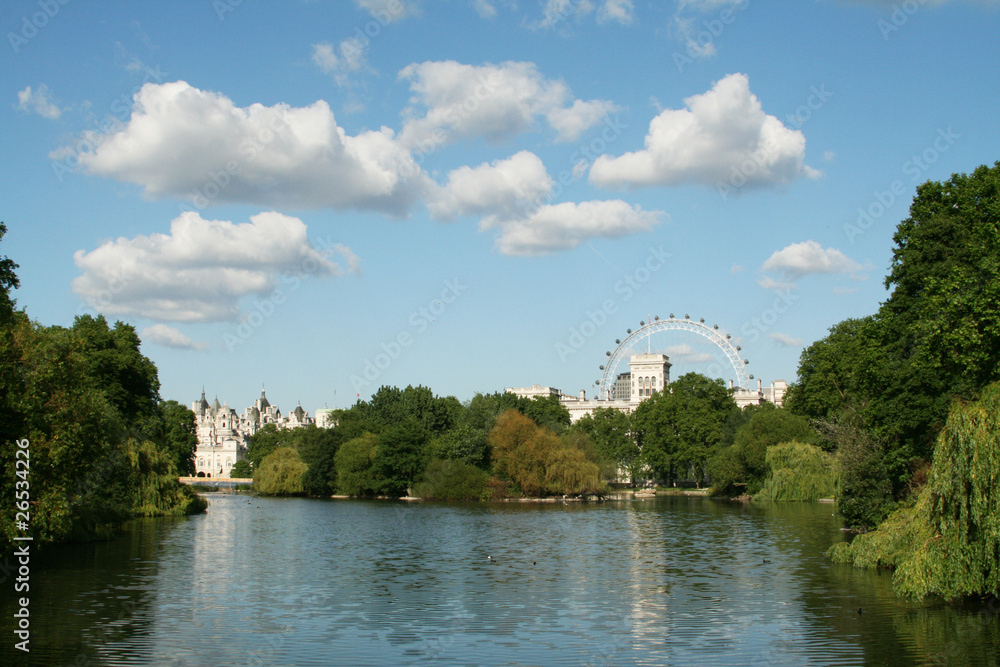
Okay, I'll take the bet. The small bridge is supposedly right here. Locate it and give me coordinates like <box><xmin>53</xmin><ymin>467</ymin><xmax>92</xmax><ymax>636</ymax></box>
<box><xmin>179</xmin><ymin>476</ymin><xmax>253</xmax><ymax>488</ymax></box>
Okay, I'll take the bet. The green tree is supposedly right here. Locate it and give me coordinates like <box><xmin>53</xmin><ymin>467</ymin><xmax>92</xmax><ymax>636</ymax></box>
<box><xmin>631</xmin><ymin>373</ymin><xmax>734</xmax><ymax>485</ymax></box>
<box><xmin>246</xmin><ymin>423</ymin><xmax>287</xmax><ymax>470</ymax></box>
<box><xmin>157</xmin><ymin>400</ymin><xmax>198</xmax><ymax>476</ymax></box>
<box><xmin>412</xmin><ymin>459</ymin><xmax>489</xmax><ymax>500</ymax></box>
<box><xmin>572</xmin><ymin>407</ymin><xmax>639</xmax><ymax>483</ymax></box>
<box><xmin>335</xmin><ymin>433</ymin><xmax>379</xmax><ymax>496</ymax></box>
<box><xmin>254</xmin><ymin>447</ymin><xmax>308</xmax><ymax>495</ymax></box>
<box><xmin>229</xmin><ymin>460</ymin><xmax>252</xmax><ymax>479</ymax></box>
<box><xmin>730</xmin><ymin>406</ymin><xmax>820</xmax><ymax>492</ymax></box>
<box><xmin>830</xmin><ymin>381</ymin><xmax>1000</xmax><ymax>599</ymax></box>
<box><xmin>370</xmin><ymin>420</ymin><xmax>430</xmax><ymax>496</ymax></box>
<box><xmin>754</xmin><ymin>441</ymin><xmax>835</xmax><ymax>502</ymax></box>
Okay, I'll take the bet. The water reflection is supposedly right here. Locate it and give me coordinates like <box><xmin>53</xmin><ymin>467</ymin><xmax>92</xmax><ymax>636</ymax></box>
<box><xmin>1</xmin><ymin>495</ymin><xmax>997</xmax><ymax>666</ymax></box>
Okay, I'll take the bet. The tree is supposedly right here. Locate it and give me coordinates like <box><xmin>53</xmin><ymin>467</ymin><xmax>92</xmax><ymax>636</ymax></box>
<box><xmin>412</xmin><ymin>459</ymin><xmax>488</xmax><ymax>500</ymax></box>
<box><xmin>157</xmin><ymin>400</ymin><xmax>198</xmax><ymax>476</ymax></box>
<box><xmin>731</xmin><ymin>406</ymin><xmax>820</xmax><ymax>491</ymax></box>
<box><xmin>254</xmin><ymin>447</ymin><xmax>308</xmax><ymax>495</ymax></box>
<box><xmin>335</xmin><ymin>433</ymin><xmax>379</xmax><ymax>496</ymax></box>
<box><xmin>785</xmin><ymin>317</ymin><xmax>881</xmax><ymax>422</ymax></box>
<box><xmin>572</xmin><ymin>407</ymin><xmax>639</xmax><ymax>483</ymax></box>
<box><xmin>754</xmin><ymin>441</ymin><xmax>835</xmax><ymax>502</ymax></box>
<box><xmin>631</xmin><ymin>373</ymin><xmax>734</xmax><ymax>485</ymax></box>
<box><xmin>246</xmin><ymin>423</ymin><xmax>287</xmax><ymax>470</ymax></box>
<box><xmin>830</xmin><ymin>381</ymin><xmax>1000</xmax><ymax>599</ymax></box>
<box><xmin>370</xmin><ymin>419</ymin><xmax>430</xmax><ymax>496</ymax></box>
<box><xmin>488</xmin><ymin>410</ymin><xmax>602</xmax><ymax>497</ymax></box>
<box><xmin>229</xmin><ymin>460</ymin><xmax>252</xmax><ymax>479</ymax></box>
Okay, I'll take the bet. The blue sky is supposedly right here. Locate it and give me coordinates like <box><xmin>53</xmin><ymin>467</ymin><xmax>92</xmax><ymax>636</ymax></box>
<box><xmin>3</xmin><ymin>0</ymin><xmax>998</xmax><ymax>413</ymax></box>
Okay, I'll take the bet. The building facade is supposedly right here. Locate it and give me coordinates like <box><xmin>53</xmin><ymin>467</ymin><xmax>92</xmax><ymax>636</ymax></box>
<box><xmin>190</xmin><ymin>388</ymin><xmax>314</xmax><ymax>478</ymax></box>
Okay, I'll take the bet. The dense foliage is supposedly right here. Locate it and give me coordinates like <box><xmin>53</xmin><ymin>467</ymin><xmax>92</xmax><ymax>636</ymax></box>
<box><xmin>0</xmin><ymin>224</ymin><xmax>204</xmax><ymax>554</ymax></box>
<box><xmin>754</xmin><ymin>441</ymin><xmax>835</xmax><ymax>502</ymax></box>
<box><xmin>790</xmin><ymin>163</ymin><xmax>1000</xmax><ymax>518</ymax></box>
<box><xmin>830</xmin><ymin>382</ymin><xmax>1000</xmax><ymax>598</ymax></box>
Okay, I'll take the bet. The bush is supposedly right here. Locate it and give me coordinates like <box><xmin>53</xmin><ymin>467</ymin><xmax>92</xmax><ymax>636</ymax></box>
<box><xmin>755</xmin><ymin>441</ymin><xmax>835</xmax><ymax>502</ymax></box>
<box><xmin>254</xmin><ymin>447</ymin><xmax>308</xmax><ymax>496</ymax></box>
<box><xmin>412</xmin><ymin>459</ymin><xmax>488</xmax><ymax>500</ymax></box>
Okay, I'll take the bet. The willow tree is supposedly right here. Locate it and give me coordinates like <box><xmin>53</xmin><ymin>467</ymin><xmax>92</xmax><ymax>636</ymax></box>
<box><xmin>830</xmin><ymin>382</ymin><xmax>1000</xmax><ymax>599</ymax></box>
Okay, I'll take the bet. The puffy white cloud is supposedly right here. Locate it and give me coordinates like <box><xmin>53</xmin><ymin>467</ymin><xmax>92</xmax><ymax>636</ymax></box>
<box><xmin>397</xmin><ymin>60</ymin><xmax>618</xmax><ymax>146</ymax></box>
<box><xmin>429</xmin><ymin>150</ymin><xmax>663</xmax><ymax>254</ymax></box>
<box><xmin>429</xmin><ymin>150</ymin><xmax>553</xmax><ymax>221</ymax></box>
<box><xmin>17</xmin><ymin>84</ymin><xmax>61</xmax><ymax>119</ymax></box>
<box><xmin>590</xmin><ymin>73</ymin><xmax>819</xmax><ymax>189</ymax></box>
<box><xmin>597</xmin><ymin>0</ymin><xmax>634</xmax><ymax>24</ymax></box>
<box><xmin>73</xmin><ymin>211</ymin><xmax>356</xmax><ymax>323</ymax></box>
<box><xmin>760</xmin><ymin>240</ymin><xmax>862</xmax><ymax>280</ymax></box>
<box><xmin>141</xmin><ymin>324</ymin><xmax>208</xmax><ymax>351</ymax></box>
<box><xmin>61</xmin><ymin>81</ymin><xmax>430</xmax><ymax>215</ymax></box>
<box><xmin>769</xmin><ymin>332</ymin><xmax>804</xmax><ymax>348</ymax></box>
<box><xmin>488</xmin><ymin>199</ymin><xmax>662</xmax><ymax>256</ymax></box>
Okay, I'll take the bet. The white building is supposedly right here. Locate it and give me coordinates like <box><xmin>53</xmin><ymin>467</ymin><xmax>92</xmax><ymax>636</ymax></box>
<box><xmin>511</xmin><ymin>354</ymin><xmax>787</xmax><ymax>424</ymax></box>
<box><xmin>190</xmin><ymin>388</ymin><xmax>315</xmax><ymax>478</ymax></box>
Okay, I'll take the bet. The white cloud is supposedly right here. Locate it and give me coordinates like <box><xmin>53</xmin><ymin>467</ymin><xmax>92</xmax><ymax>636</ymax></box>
<box><xmin>472</xmin><ymin>0</ymin><xmax>498</xmax><ymax>17</ymax></box>
<box><xmin>488</xmin><ymin>199</ymin><xmax>662</xmax><ymax>256</ymax></box>
<box><xmin>73</xmin><ymin>211</ymin><xmax>355</xmax><ymax>323</ymax></box>
<box><xmin>730</xmin><ymin>263</ymin><xmax>744</xmax><ymax>273</ymax></box>
<box><xmin>142</xmin><ymin>324</ymin><xmax>208</xmax><ymax>351</ymax></box>
<box><xmin>354</xmin><ymin>0</ymin><xmax>413</xmax><ymax>22</ymax></box>
<box><xmin>429</xmin><ymin>150</ymin><xmax>663</xmax><ymax>254</ymax></box>
<box><xmin>429</xmin><ymin>150</ymin><xmax>553</xmax><ymax>221</ymax></box>
<box><xmin>597</xmin><ymin>0</ymin><xmax>634</xmax><ymax>23</ymax></box>
<box><xmin>312</xmin><ymin>40</ymin><xmax>369</xmax><ymax>85</ymax></box>
<box><xmin>769</xmin><ymin>332</ymin><xmax>804</xmax><ymax>348</ymax></box>
<box><xmin>535</xmin><ymin>0</ymin><xmax>596</xmax><ymax>29</ymax></box>
<box><xmin>760</xmin><ymin>240</ymin><xmax>862</xmax><ymax>280</ymax></box>
<box><xmin>590</xmin><ymin>73</ymin><xmax>819</xmax><ymax>189</ymax></box>
<box><xmin>17</xmin><ymin>84</ymin><xmax>61</xmax><ymax>119</ymax></box>
<box><xmin>546</xmin><ymin>99</ymin><xmax>622</xmax><ymax>142</ymax></box>
<box><xmin>60</xmin><ymin>81</ymin><xmax>429</xmax><ymax>215</ymax></box>
<box><xmin>397</xmin><ymin>60</ymin><xmax>618</xmax><ymax>147</ymax></box>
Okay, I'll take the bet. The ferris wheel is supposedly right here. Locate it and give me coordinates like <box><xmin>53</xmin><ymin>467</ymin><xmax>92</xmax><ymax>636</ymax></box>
<box><xmin>596</xmin><ymin>314</ymin><xmax>751</xmax><ymax>400</ymax></box>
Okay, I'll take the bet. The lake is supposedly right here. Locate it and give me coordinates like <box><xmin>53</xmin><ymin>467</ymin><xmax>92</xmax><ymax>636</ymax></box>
<box><xmin>2</xmin><ymin>494</ymin><xmax>998</xmax><ymax>666</ymax></box>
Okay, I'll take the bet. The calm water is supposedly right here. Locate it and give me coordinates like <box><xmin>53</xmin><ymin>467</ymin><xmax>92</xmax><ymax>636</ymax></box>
<box><xmin>2</xmin><ymin>494</ymin><xmax>998</xmax><ymax>666</ymax></box>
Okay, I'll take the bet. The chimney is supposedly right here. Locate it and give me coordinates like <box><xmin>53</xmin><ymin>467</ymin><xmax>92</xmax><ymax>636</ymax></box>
<box><xmin>579</xmin><ymin>389</ymin><xmax>586</xmax><ymax>400</ymax></box>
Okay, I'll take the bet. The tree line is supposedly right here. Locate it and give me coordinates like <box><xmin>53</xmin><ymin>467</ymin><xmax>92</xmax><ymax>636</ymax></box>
<box><xmin>1</xmin><ymin>222</ymin><xmax>205</xmax><ymax>555</ymax></box>
<box><xmin>243</xmin><ymin>375</ymin><xmax>832</xmax><ymax>504</ymax></box>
